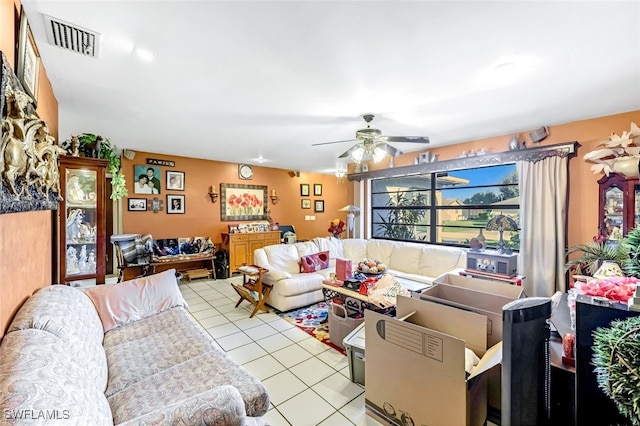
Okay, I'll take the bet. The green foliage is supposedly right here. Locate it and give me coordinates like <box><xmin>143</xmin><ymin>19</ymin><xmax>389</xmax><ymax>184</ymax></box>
<box><xmin>70</xmin><ymin>133</ymin><xmax>128</xmax><ymax>200</ymax></box>
<box><xmin>564</xmin><ymin>242</ymin><xmax>629</xmax><ymax>275</ymax></box>
<box><xmin>377</xmin><ymin>191</ymin><xmax>428</xmax><ymax>240</ymax></box>
<box><xmin>463</xmin><ymin>191</ymin><xmax>499</xmax><ymax>205</ymax></box>
<box><xmin>621</xmin><ymin>225</ymin><xmax>640</xmax><ymax>278</ymax></box>
<box><xmin>592</xmin><ymin>316</ymin><xmax>640</xmax><ymax>425</ymax></box>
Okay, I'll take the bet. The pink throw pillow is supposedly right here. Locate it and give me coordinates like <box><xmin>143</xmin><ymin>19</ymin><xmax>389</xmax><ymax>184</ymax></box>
<box><xmin>84</xmin><ymin>269</ymin><xmax>187</xmax><ymax>332</ymax></box>
<box><xmin>300</xmin><ymin>251</ymin><xmax>330</xmax><ymax>273</ymax></box>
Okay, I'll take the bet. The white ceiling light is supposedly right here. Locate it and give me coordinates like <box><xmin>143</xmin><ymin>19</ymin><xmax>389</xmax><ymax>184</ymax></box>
<box><xmin>350</xmin><ymin>143</ymin><xmax>388</xmax><ymax>164</ymax></box>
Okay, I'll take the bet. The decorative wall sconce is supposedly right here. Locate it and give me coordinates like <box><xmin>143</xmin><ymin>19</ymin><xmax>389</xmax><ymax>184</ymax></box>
<box><xmin>208</xmin><ymin>185</ymin><xmax>219</xmax><ymax>203</ymax></box>
<box><xmin>270</xmin><ymin>189</ymin><xmax>278</xmax><ymax>204</ymax></box>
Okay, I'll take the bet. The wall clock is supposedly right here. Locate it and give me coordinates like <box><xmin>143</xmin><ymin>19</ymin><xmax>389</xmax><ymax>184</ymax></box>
<box><xmin>238</xmin><ymin>164</ymin><xmax>253</xmax><ymax>180</ymax></box>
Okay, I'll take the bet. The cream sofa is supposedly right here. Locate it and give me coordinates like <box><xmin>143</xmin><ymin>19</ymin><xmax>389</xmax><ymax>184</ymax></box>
<box><xmin>0</xmin><ymin>270</ymin><xmax>269</xmax><ymax>425</ymax></box>
<box><xmin>253</xmin><ymin>237</ymin><xmax>467</xmax><ymax>312</ymax></box>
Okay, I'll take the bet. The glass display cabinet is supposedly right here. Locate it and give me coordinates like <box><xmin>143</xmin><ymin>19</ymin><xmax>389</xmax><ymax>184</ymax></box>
<box><xmin>598</xmin><ymin>172</ymin><xmax>640</xmax><ymax>239</ymax></box>
<box><xmin>58</xmin><ymin>156</ymin><xmax>108</xmax><ymax>286</ymax></box>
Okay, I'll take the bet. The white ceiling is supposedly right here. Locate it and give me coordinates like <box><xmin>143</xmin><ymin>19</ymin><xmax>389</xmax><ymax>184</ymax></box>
<box><xmin>21</xmin><ymin>0</ymin><xmax>640</xmax><ymax>175</ymax></box>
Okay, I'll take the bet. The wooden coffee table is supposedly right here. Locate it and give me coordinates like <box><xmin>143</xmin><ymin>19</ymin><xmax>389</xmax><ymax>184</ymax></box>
<box><xmin>232</xmin><ymin>265</ymin><xmax>272</xmax><ymax>318</ymax></box>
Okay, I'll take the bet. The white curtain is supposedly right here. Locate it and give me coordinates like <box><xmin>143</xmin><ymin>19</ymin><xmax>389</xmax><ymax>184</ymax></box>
<box><xmin>517</xmin><ymin>155</ymin><xmax>568</xmax><ymax>297</ymax></box>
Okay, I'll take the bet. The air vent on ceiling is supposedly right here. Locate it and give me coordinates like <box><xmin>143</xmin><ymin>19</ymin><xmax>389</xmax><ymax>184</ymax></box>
<box><xmin>43</xmin><ymin>15</ymin><xmax>101</xmax><ymax>58</ymax></box>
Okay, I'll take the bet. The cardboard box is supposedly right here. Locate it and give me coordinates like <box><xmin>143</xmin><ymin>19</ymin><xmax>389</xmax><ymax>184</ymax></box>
<box><xmin>427</xmin><ymin>272</ymin><xmax>525</xmax><ymax>414</ymax></box>
<box><xmin>365</xmin><ymin>296</ymin><xmax>502</xmax><ymax>426</ymax></box>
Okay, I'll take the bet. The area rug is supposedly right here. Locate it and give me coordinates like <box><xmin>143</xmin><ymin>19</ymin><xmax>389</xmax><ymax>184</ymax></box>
<box><xmin>278</xmin><ymin>302</ymin><xmax>346</xmax><ymax>355</ymax></box>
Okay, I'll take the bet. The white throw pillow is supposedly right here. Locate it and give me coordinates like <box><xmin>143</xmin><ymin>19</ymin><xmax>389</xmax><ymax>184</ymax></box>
<box><xmin>84</xmin><ymin>269</ymin><xmax>187</xmax><ymax>332</ymax></box>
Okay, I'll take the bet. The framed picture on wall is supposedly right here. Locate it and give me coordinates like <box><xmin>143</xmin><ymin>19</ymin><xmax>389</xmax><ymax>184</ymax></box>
<box><xmin>220</xmin><ymin>183</ymin><xmax>268</xmax><ymax>221</ymax></box>
<box><xmin>314</xmin><ymin>200</ymin><xmax>325</xmax><ymax>213</ymax></box>
<box><xmin>314</xmin><ymin>183</ymin><xmax>322</xmax><ymax>196</ymax></box>
<box><xmin>16</xmin><ymin>6</ymin><xmax>40</xmax><ymax>106</ymax></box>
<box><xmin>167</xmin><ymin>194</ymin><xmax>185</xmax><ymax>214</ymax></box>
<box><xmin>166</xmin><ymin>170</ymin><xmax>185</xmax><ymax>191</ymax></box>
<box><xmin>301</xmin><ymin>199</ymin><xmax>311</xmax><ymax>209</ymax></box>
<box><xmin>134</xmin><ymin>165</ymin><xmax>161</xmax><ymax>194</ymax></box>
<box><xmin>128</xmin><ymin>198</ymin><xmax>147</xmax><ymax>211</ymax></box>
<box><xmin>300</xmin><ymin>184</ymin><xmax>310</xmax><ymax>196</ymax></box>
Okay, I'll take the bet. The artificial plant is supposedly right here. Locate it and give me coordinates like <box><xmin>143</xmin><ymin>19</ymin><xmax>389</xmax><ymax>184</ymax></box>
<box><xmin>621</xmin><ymin>224</ymin><xmax>640</xmax><ymax>278</ymax></box>
<box><xmin>592</xmin><ymin>316</ymin><xmax>640</xmax><ymax>425</ymax></box>
<box><xmin>564</xmin><ymin>241</ymin><xmax>629</xmax><ymax>276</ymax></box>
<box><xmin>66</xmin><ymin>133</ymin><xmax>128</xmax><ymax>200</ymax></box>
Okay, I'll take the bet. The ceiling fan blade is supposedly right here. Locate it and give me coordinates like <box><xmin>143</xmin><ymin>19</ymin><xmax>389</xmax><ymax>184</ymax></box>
<box><xmin>381</xmin><ymin>143</ymin><xmax>403</xmax><ymax>157</ymax></box>
<box><xmin>380</xmin><ymin>136</ymin><xmax>430</xmax><ymax>143</ymax></box>
<box><xmin>311</xmin><ymin>139</ymin><xmax>358</xmax><ymax>147</ymax></box>
<box><xmin>338</xmin><ymin>145</ymin><xmax>361</xmax><ymax>159</ymax></box>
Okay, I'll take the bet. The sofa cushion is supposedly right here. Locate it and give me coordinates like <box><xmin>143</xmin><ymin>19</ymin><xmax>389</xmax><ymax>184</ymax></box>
<box><xmin>103</xmin><ymin>307</ymin><xmax>220</xmax><ymax>397</ymax></box>
<box><xmin>263</xmin><ymin>244</ymin><xmax>301</xmax><ymax>275</ymax></box>
<box><xmin>300</xmin><ymin>251</ymin><xmax>330</xmax><ymax>273</ymax></box>
<box><xmin>107</xmin><ymin>351</ymin><xmax>269</xmax><ymax>423</ymax></box>
<box><xmin>365</xmin><ymin>239</ymin><xmax>397</xmax><ymax>265</ymax></box>
<box><xmin>8</xmin><ymin>284</ymin><xmax>104</xmax><ymax>347</ymax></box>
<box><xmin>418</xmin><ymin>245</ymin><xmax>467</xmax><ymax>278</ymax></box>
<box><xmin>294</xmin><ymin>240</ymin><xmax>321</xmax><ymax>258</ymax></box>
<box><xmin>342</xmin><ymin>239</ymin><xmax>369</xmax><ymax>263</ymax></box>
<box><xmin>313</xmin><ymin>237</ymin><xmax>345</xmax><ymax>259</ymax></box>
<box><xmin>389</xmin><ymin>242</ymin><xmax>424</xmax><ymax>275</ymax></box>
<box><xmin>274</xmin><ymin>274</ymin><xmax>325</xmax><ymax>297</ymax></box>
<box><xmin>115</xmin><ymin>385</ymin><xmax>248</xmax><ymax>426</ymax></box>
<box><xmin>0</xmin><ymin>329</ymin><xmax>113</xmax><ymax>425</ymax></box>
<box><xmin>84</xmin><ymin>268</ymin><xmax>187</xmax><ymax>332</ymax></box>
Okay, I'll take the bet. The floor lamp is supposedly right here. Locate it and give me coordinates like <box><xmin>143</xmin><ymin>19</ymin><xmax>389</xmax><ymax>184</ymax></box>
<box><xmin>339</xmin><ymin>205</ymin><xmax>360</xmax><ymax>239</ymax></box>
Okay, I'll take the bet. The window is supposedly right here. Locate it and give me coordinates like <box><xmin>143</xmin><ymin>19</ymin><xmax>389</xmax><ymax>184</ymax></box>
<box><xmin>370</xmin><ymin>164</ymin><xmax>520</xmax><ymax>250</ymax></box>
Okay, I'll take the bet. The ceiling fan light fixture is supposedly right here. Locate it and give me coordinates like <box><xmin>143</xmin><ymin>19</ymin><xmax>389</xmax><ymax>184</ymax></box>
<box><xmin>351</xmin><ymin>147</ymin><xmax>365</xmax><ymax>164</ymax></box>
<box><xmin>373</xmin><ymin>146</ymin><xmax>387</xmax><ymax>163</ymax></box>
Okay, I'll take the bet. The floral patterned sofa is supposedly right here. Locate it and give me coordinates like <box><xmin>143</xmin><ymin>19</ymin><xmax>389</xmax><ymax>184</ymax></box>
<box><xmin>0</xmin><ymin>270</ymin><xmax>269</xmax><ymax>425</ymax></box>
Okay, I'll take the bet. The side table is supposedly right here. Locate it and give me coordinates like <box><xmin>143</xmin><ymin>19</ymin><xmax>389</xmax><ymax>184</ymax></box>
<box><xmin>232</xmin><ymin>265</ymin><xmax>272</xmax><ymax>318</ymax></box>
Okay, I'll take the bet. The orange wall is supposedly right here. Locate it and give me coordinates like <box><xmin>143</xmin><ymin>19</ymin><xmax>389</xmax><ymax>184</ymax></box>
<box><xmin>368</xmin><ymin>110</ymin><xmax>640</xmax><ymax>252</ymax></box>
<box><xmin>0</xmin><ymin>0</ymin><xmax>59</xmax><ymax>336</ymax></box>
<box><xmin>121</xmin><ymin>152</ymin><xmax>351</xmax><ymax>243</ymax></box>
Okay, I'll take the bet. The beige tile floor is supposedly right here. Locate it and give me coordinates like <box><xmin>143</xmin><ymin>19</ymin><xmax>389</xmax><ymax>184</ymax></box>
<box><xmin>178</xmin><ymin>276</ymin><xmax>499</xmax><ymax>426</ymax></box>
<box><xmin>179</xmin><ymin>276</ymin><xmax>383</xmax><ymax>426</ymax></box>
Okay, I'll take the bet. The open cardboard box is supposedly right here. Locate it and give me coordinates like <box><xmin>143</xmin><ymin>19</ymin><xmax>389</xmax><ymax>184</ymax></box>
<box><xmin>424</xmin><ymin>273</ymin><xmax>525</xmax><ymax>347</ymax></box>
<box><xmin>365</xmin><ymin>295</ymin><xmax>503</xmax><ymax>426</ymax></box>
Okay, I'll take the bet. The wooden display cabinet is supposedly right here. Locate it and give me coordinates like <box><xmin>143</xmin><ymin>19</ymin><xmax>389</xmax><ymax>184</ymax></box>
<box><xmin>221</xmin><ymin>231</ymin><xmax>280</xmax><ymax>274</ymax></box>
<box><xmin>58</xmin><ymin>156</ymin><xmax>108</xmax><ymax>285</ymax></box>
<box><xmin>598</xmin><ymin>172</ymin><xmax>640</xmax><ymax>238</ymax></box>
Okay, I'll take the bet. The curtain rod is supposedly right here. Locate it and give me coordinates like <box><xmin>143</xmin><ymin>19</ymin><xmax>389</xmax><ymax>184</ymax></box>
<box><xmin>347</xmin><ymin>141</ymin><xmax>580</xmax><ymax>181</ymax></box>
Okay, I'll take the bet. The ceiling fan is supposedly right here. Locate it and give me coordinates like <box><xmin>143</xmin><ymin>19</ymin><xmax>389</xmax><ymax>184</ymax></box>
<box><xmin>311</xmin><ymin>114</ymin><xmax>430</xmax><ymax>164</ymax></box>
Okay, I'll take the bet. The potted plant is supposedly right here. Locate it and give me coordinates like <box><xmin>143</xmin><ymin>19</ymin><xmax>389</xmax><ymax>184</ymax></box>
<box><xmin>564</xmin><ymin>241</ymin><xmax>629</xmax><ymax>276</ymax></box>
<box><xmin>583</xmin><ymin>122</ymin><xmax>640</xmax><ymax>176</ymax></box>
<box><xmin>63</xmin><ymin>133</ymin><xmax>128</xmax><ymax>200</ymax></box>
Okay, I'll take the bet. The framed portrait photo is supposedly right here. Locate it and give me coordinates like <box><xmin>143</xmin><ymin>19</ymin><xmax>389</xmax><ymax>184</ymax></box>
<box><xmin>16</xmin><ymin>6</ymin><xmax>40</xmax><ymax>106</ymax></box>
<box><xmin>314</xmin><ymin>183</ymin><xmax>323</xmax><ymax>196</ymax></box>
<box><xmin>167</xmin><ymin>194</ymin><xmax>185</xmax><ymax>214</ymax></box>
<box><xmin>301</xmin><ymin>199</ymin><xmax>311</xmax><ymax>209</ymax></box>
<box><xmin>300</xmin><ymin>183</ymin><xmax>310</xmax><ymax>197</ymax></box>
<box><xmin>314</xmin><ymin>200</ymin><xmax>325</xmax><ymax>213</ymax></box>
<box><xmin>166</xmin><ymin>170</ymin><xmax>185</xmax><ymax>191</ymax></box>
<box><xmin>127</xmin><ymin>198</ymin><xmax>147</xmax><ymax>211</ymax></box>
<box><xmin>134</xmin><ymin>164</ymin><xmax>161</xmax><ymax>194</ymax></box>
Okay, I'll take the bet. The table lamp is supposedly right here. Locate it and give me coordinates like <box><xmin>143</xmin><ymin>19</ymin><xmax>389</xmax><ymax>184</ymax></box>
<box><xmin>485</xmin><ymin>214</ymin><xmax>519</xmax><ymax>253</ymax></box>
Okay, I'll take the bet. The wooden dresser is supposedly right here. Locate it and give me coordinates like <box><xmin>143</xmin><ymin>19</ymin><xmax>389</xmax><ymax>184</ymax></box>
<box><xmin>221</xmin><ymin>231</ymin><xmax>280</xmax><ymax>273</ymax></box>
